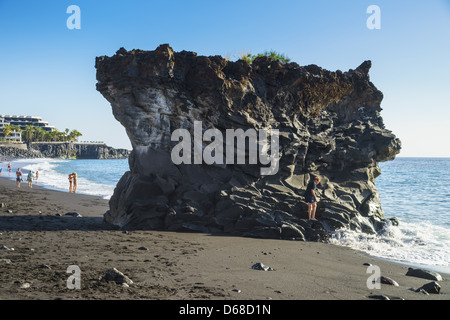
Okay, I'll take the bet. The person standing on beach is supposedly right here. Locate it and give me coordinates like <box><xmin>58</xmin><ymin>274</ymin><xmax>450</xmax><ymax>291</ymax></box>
<box><xmin>68</xmin><ymin>173</ymin><xmax>74</xmax><ymax>193</ymax></box>
<box><xmin>35</xmin><ymin>171</ymin><xmax>39</xmax><ymax>184</ymax></box>
<box><xmin>27</xmin><ymin>171</ymin><xmax>34</xmax><ymax>188</ymax></box>
<box><xmin>8</xmin><ymin>162</ymin><xmax>11</xmax><ymax>172</ymax></box>
<box><xmin>72</xmin><ymin>172</ymin><xmax>78</xmax><ymax>193</ymax></box>
<box><xmin>16</xmin><ymin>168</ymin><xmax>23</xmax><ymax>188</ymax></box>
<box><xmin>305</xmin><ymin>176</ymin><xmax>320</xmax><ymax>221</ymax></box>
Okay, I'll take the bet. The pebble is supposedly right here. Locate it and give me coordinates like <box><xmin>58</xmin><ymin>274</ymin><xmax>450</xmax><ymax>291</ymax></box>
<box><xmin>0</xmin><ymin>258</ymin><xmax>11</xmax><ymax>264</ymax></box>
<box><xmin>369</xmin><ymin>294</ymin><xmax>404</xmax><ymax>300</ymax></box>
<box><xmin>64</xmin><ymin>212</ymin><xmax>82</xmax><ymax>218</ymax></box>
<box><xmin>380</xmin><ymin>276</ymin><xmax>399</xmax><ymax>286</ymax></box>
<box><xmin>102</xmin><ymin>268</ymin><xmax>133</xmax><ymax>285</ymax></box>
<box><xmin>251</xmin><ymin>262</ymin><xmax>274</xmax><ymax>271</ymax></box>
<box><xmin>14</xmin><ymin>281</ymin><xmax>31</xmax><ymax>289</ymax></box>
<box><xmin>20</xmin><ymin>283</ymin><xmax>31</xmax><ymax>289</ymax></box>
<box><xmin>369</xmin><ymin>294</ymin><xmax>390</xmax><ymax>300</ymax></box>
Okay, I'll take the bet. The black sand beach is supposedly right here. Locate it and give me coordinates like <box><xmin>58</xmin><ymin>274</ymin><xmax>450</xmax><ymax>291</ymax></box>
<box><xmin>0</xmin><ymin>176</ymin><xmax>449</xmax><ymax>301</ymax></box>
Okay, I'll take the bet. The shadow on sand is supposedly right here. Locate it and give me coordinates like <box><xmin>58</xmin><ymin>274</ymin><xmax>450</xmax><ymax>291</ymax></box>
<box><xmin>0</xmin><ymin>215</ymin><xmax>118</xmax><ymax>232</ymax></box>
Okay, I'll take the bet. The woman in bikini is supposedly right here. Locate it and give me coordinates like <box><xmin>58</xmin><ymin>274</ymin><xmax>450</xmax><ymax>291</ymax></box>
<box><xmin>68</xmin><ymin>173</ymin><xmax>74</xmax><ymax>193</ymax></box>
<box><xmin>72</xmin><ymin>172</ymin><xmax>77</xmax><ymax>193</ymax></box>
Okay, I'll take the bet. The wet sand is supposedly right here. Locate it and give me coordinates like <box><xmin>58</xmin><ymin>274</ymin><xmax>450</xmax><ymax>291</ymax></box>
<box><xmin>0</xmin><ymin>176</ymin><xmax>449</xmax><ymax>301</ymax></box>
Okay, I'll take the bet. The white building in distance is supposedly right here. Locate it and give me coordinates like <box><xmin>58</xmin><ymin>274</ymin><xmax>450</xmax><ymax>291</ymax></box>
<box><xmin>0</xmin><ymin>115</ymin><xmax>55</xmax><ymax>132</ymax></box>
<box><xmin>0</xmin><ymin>117</ymin><xmax>22</xmax><ymax>142</ymax></box>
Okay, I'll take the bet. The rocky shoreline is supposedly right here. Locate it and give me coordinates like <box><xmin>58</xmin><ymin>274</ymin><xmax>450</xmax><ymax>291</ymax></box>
<box><xmin>0</xmin><ymin>142</ymin><xmax>130</xmax><ymax>160</ymax></box>
<box><xmin>96</xmin><ymin>44</ymin><xmax>401</xmax><ymax>241</ymax></box>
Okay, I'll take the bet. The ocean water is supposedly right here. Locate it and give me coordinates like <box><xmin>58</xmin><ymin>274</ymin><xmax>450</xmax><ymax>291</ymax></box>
<box><xmin>1</xmin><ymin>158</ymin><xmax>129</xmax><ymax>199</ymax></box>
<box><xmin>330</xmin><ymin>158</ymin><xmax>450</xmax><ymax>274</ymax></box>
<box><xmin>2</xmin><ymin>157</ymin><xmax>449</xmax><ymax>273</ymax></box>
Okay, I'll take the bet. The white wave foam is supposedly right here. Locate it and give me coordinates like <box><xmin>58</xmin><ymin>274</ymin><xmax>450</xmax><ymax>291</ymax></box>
<box><xmin>330</xmin><ymin>219</ymin><xmax>450</xmax><ymax>273</ymax></box>
<box><xmin>12</xmin><ymin>158</ymin><xmax>115</xmax><ymax>199</ymax></box>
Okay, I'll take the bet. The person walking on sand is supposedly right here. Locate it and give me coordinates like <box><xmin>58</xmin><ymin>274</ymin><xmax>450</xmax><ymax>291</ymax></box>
<box><xmin>72</xmin><ymin>172</ymin><xmax>78</xmax><ymax>193</ymax></box>
<box><xmin>27</xmin><ymin>170</ymin><xmax>34</xmax><ymax>188</ymax></box>
<box><xmin>16</xmin><ymin>168</ymin><xmax>23</xmax><ymax>188</ymax></box>
<box><xmin>305</xmin><ymin>176</ymin><xmax>320</xmax><ymax>221</ymax></box>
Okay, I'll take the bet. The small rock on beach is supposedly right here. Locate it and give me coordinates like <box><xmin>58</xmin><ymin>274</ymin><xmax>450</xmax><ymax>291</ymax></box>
<box><xmin>380</xmin><ymin>276</ymin><xmax>399</xmax><ymax>286</ymax></box>
<box><xmin>251</xmin><ymin>263</ymin><xmax>274</xmax><ymax>271</ymax></box>
<box><xmin>64</xmin><ymin>212</ymin><xmax>82</xmax><ymax>218</ymax></box>
<box><xmin>415</xmin><ymin>282</ymin><xmax>441</xmax><ymax>294</ymax></box>
<box><xmin>102</xmin><ymin>268</ymin><xmax>133</xmax><ymax>285</ymax></box>
<box><xmin>406</xmin><ymin>268</ymin><xmax>443</xmax><ymax>281</ymax></box>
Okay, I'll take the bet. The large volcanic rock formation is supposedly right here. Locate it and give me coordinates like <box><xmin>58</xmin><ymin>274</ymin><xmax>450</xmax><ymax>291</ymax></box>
<box><xmin>95</xmin><ymin>44</ymin><xmax>401</xmax><ymax>241</ymax></box>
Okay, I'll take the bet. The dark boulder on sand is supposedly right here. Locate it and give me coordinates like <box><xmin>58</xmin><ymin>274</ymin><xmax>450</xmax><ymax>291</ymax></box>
<box><xmin>406</xmin><ymin>268</ymin><xmax>443</xmax><ymax>281</ymax></box>
<box><xmin>95</xmin><ymin>44</ymin><xmax>401</xmax><ymax>241</ymax></box>
<box><xmin>415</xmin><ymin>281</ymin><xmax>441</xmax><ymax>294</ymax></box>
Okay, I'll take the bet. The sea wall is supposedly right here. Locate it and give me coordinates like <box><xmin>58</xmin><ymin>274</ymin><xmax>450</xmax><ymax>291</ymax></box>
<box><xmin>0</xmin><ymin>144</ymin><xmax>41</xmax><ymax>159</ymax></box>
<box><xmin>95</xmin><ymin>44</ymin><xmax>401</xmax><ymax>241</ymax></box>
<box><xmin>30</xmin><ymin>142</ymin><xmax>130</xmax><ymax>159</ymax></box>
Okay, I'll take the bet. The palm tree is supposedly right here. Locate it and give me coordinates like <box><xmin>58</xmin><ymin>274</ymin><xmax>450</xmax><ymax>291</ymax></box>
<box><xmin>23</xmin><ymin>125</ymin><xmax>35</xmax><ymax>143</ymax></box>
<box><xmin>69</xmin><ymin>129</ymin><xmax>82</xmax><ymax>142</ymax></box>
<box><xmin>34</xmin><ymin>127</ymin><xmax>46</xmax><ymax>141</ymax></box>
<box><xmin>53</xmin><ymin>129</ymin><xmax>63</xmax><ymax>142</ymax></box>
<box><xmin>2</xmin><ymin>124</ymin><xmax>13</xmax><ymax>138</ymax></box>
<box><xmin>47</xmin><ymin>130</ymin><xmax>57</xmax><ymax>142</ymax></box>
<box><xmin>1</xmin><ymin>125</ymin><xmax>23</xmax><ymax>142</ymax></box>
<box><xmin>43</xmin><ymin>131</ymin><xmax>51</xmax><ymax>142</ymax></box>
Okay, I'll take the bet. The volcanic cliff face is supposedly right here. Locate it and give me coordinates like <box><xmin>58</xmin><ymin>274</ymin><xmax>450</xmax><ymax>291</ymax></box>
<box><xmin>0</xmin><ymin>142</ymin><xmax>130</xmax><ymax>159</ymax></box>
<box><xmin>95</xmin><ymin>44</ymin><xmax>401</xmax><ymax>241</ymax></box>
<box><xmin>30</xmin><ymin>142</ymin><xmax>130</xmax><ymax>159</ymax></box>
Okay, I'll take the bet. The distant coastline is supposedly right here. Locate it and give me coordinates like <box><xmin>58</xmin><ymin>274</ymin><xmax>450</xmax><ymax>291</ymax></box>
<box><xmin>0</xmin><ymin>141</ymin><xmax>130</xmax><ymax>160</ymax></box>
<box><xmin>395</xmin><ymin>156</ymin><xmax>450</xmax><ymax>159</ymax></box>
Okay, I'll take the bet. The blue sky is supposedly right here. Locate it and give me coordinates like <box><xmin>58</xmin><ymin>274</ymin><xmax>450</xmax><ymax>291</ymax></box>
<box><xmin>0</xmin><ymin>0</ymin><xmax>449</xmax><ymax>156</ymax></box>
